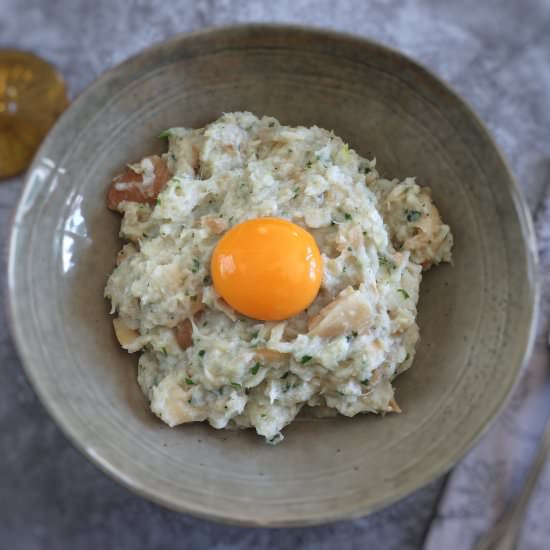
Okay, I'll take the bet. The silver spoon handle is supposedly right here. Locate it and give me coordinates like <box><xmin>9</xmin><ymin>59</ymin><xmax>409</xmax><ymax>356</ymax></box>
<box><xmin>474</xmin><ymin>413</ymin><xmax>550</xmax><ymax>550</ymax></box>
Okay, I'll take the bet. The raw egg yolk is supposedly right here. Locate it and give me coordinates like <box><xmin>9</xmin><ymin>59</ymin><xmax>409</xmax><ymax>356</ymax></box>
<box><xmin>210</xmin><ymin>217</ymin><xmax>322</xmax><ymax>321</ymax></box>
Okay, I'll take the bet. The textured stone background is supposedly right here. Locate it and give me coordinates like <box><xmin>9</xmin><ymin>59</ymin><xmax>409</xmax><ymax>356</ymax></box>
<box><xmin>1</xmin><ymin>1</ymin><xmax>549</xmax><ymax>549</ymax></box>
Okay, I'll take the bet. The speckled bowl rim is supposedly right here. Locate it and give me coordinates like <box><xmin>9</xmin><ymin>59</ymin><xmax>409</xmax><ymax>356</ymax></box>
<box><xmin>6</xmin><ymin>24</ymin><xmax>539</xmax><ymax>526</ymax></box>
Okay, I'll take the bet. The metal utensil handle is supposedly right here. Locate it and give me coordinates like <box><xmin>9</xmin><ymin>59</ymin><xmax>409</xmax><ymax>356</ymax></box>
<box><xmin>474</xmin><ymin>413</ymin><xmax>550</xmax><ymax>550</ymax></box>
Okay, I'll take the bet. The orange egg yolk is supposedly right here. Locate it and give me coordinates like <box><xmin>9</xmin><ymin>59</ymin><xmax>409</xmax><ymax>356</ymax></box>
<box><xmin>210</xmin><ymin>217</ymin><xmax>322</xmax><ymax>321</ymax></box>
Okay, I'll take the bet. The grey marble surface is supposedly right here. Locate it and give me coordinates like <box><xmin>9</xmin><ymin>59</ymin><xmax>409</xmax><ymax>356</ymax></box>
<box><xmin>1</xmin><ymin>1</ymin><xmax>549</xmax><ymax>549</ymax></box>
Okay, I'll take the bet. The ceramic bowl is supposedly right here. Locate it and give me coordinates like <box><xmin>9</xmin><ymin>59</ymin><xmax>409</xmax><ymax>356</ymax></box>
<box><xmin>7</xmin><ymin>25</ymin><xmax>538</xmax><ymax>526</ymax></box>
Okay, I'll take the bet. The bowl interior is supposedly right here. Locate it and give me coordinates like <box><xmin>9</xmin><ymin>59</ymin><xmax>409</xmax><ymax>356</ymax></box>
<box><xmin>8</xmin><ymin>26</ymin><xmax>536</xmax><ymax>526</ymax></box>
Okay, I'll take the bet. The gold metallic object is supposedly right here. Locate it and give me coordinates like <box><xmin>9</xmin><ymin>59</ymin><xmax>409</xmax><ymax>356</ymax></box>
<box><xmin>0</xmin><ymin>49</ymin><xmax>68</xmax><ymax>180</ymax></box>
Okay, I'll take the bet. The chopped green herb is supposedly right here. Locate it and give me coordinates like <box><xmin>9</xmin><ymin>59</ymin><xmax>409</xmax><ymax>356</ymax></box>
<box><xmin>352</xmin><ymin>331</ymin><xmax>358</xmax><ymax>338</ymax></box>
<box><xmin>300</xmin><ymin>355</ymin><xmax>313</xmax><ymax>364</ymax></box>
<box><xmin>330</xmin><ymin>220</ymin><xmax>336</xmax><ymax>226</ymax></box>
<box><xmin>190</xmin><ymin>295</ymin><xmax>197</xmax><ymax>302</ymax></box>
<box><xmin>261</xmin><ymin>413</ymin><xmax>267</xmax><ymax>418</ymax></box>
<box><xmin>344</xmin><ymin>212</ymin><xmax>352</xmax><ymax>220</ymax></box>
<box><xmin>268</xmin><ymin>121</ymin><xmax>275</xmax><ymax>128</ymax></box>
<box><xmin>250</xmin><ymin>362</ymin><xmax>261</xmax><ymax>375</ymax></box>
<box><xmin>347</xmin><ymin>246</ymin><xmax>353</xmax><ymax>251</ymax></box>
<box><xmin>191</xmin><ymin>258</ymin><xmax>200</xmax><ymax>273</ymax></box>
<box><xmin>378</xmin><ymin>254</ymin><xmax>396</xmax><ymax>270</ymax></box>
<box><xmin>251</xmin><ymin>331</ymin><xmax>259</xmax><ymax>340</ymax></box>
<box><xmin>198</xmin><ymin>349</ymin><xmax>205</xmax><ymax>358</ymax></box>
<box><xmin>406</xmin><ymin>210</ymin><xmax>422</xmax><ymax>222</ymax></box>
<box><xmin>156</xmin><ymin>197</ymin><xmax>161</xmax><ymax>206</ymax></box>
<box><xmin>185</xmin><ymin>378</ymin><xmax>195</xmax><ymax>385</ymax></box>
<box><xmin>359</xmin><ymin>163</ymin><xmax>371</xmax><ymax>174</ymax></box>
<box><xmin>203</xmin><ymin>275</ymin><xmax>211</xmax><ymax>284</ymax></box>
<box><xmin>397</xmin><ymin>288</ymin><xmax>410</xmax><ymax>299</ymax></box>
<box><xmin>315</xmin><ymin>154</ymin><xmax>321</xmax><ymax>160</ymax></box>
<box><xmin>306</xmin><ymin>160</ymin><xmax>312</xmax><ymax>169</ymax></box>
<box><xmin>187</xmin><ymin>398</ymin><xmax>192</xmax><ymax>404</ymax></box>
<box><xmin>231</xmin><ymin>382</ymin><xmax>242</xmax><ymax>389</ymax></box>
<box><xmin>161</xmin><ymin>347</ymin><xmax>168</xmax><ymax>355</ymax></box>
<box><xmin>158</xmin><ymin>129</ymin><xmax>174</xmax><ymax>138</ymax></box>
<box><xmin>404</xmin><ymin>352</ymin><xmax>410</xmax><ymax>362</ymax></box>
<box><xmin>361</xmin><ymin>379</ymin><xmax>370</xmax><ymax>385</ymax></box>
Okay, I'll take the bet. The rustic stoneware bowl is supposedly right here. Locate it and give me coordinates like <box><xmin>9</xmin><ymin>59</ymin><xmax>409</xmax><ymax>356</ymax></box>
<box><xmin>7</xmin><ymin>25</ymin><xmax>538</xmax><ymax>526</ymax></box>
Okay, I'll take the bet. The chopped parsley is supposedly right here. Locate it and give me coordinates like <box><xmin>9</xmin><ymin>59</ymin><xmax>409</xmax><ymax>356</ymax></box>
<box><xmin>191</xmin><ymin>258</ymin><xmax>200</xmax><ymax>273</ymax></box>
<box><xmin>185</xmin><ymin>378</ymin><xmax>195</xmax><ymax>385</ymax></box>
<box><xmin>347</xmin><ymin>246</ymin><xmax>353</xmax><ymax>252</ymax></box>
<box><xmin>198</xmin><ymin>349</ymin><xmax>205</xmax><ymax>358</ymax></box>
<box><xmin>300</xmin><ymin>355</ymin><xmax>313</xmax><ymax>364</ymax></box>
<box><xmin>406</xmin><ymin>210</ymin><xmax>422</xmax><ymax>222</ymax></box>
<box><xmin>161</xmin><ymin>347</ymin><xmax>168</xmax><ymax>355</ymax></box>
<box><xmin>360</xmin><ymin>379</ymin><xmax>370</xmax><ymax>385</ymax></box>
<box><xmin>156</xmin><ymin>197</ymin><xmax>161</xmax><ymax>206</ymax></box>
<box><xmin>261</xmin><ymin>413</ymin><xmax>267</xmax><ymax>418</ymax></box>
<box><xmin>359</xmin><ymin>163</ymin><xmax>371</xmax><ymax>174</ymax></box>
<box><xmin>268</xmin><ymin>121</ymin><xmax>275</xmax><ymax>128</ymax></box>
<box><xmin>250</xmin><ymin>362</ymin><xmax>261</xmax><ymax>375</ymax></box>
<box><xmin>344</xmin><ymin>212</ymin><xmax>352</xmax><ymax>220</ymax></box>
<box><xmin>231</xmin><ymin>381</ymin><xmax>242</xmax><ymax>389</ymax></box>
<box><xmin>397</xmin><ymin>288</ymin><xmax>410</xmax><ymax>299</ymax></box>
<box><xmin>203</xmin><ymin>275</ymin><xmax>211</xmax><ymax>284</ymax></box>
<box><xmin>378</xmin><ymin>254</ymin><xmax>396</xmax><ymax>270</ymax></box>
<box><xmin>305</xmin><ymin>160</ymin><xmax>312</xmax><ymax>169</ymax></box>
<box><xmin>280</xmin><ymin>371</ymin><xmax>290</xmax><ymax>379</ymax></box>
<box><xmin>158</xmin><ymin>129</ymin><xmax>174</xmax><ymax>138</ymax></box>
